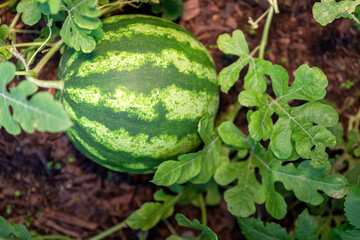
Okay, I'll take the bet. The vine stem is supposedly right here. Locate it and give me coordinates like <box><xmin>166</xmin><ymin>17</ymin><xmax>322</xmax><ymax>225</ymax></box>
<box><xmin>163</xmin><ymin>219</ymin><xmax>177</xmax><ymax>235</ymax></box>
<box><xmin>11</xmin><ymin>42</ymin><xmax>65</xmax><ymax>90</ymax></box>
<box><xmin>4</xmin><ymin>42</ymin><xmax>52</xmax><ymax>48</ymax></box>
<box><xmin>0</xmin><ymin>0</ymin><xmax>16</xmax><ymax>8</ymax></box>
<box><xmin>215</xmin><ymin>101</ymin><xmax>242</xmax><ymax>127</ymax></box>
<box><xmin>32</xmin><ymin>235</ymin><xmax>76</xmax><ymax>240</ymax></box>
<box><xmin>258</xmin><ymin>4</ymin><xmax>275</xmax><ymax>59</ymax></box>
<box><xmin>88</xmin><ymin>220</ymin><xmax>127</xmax><ymax>240</ymax></box>
<box><xmin>198</xmin><ymin>194</ymin><xmax>207</xmax><ymax>226</ymax></box>
<box><xmin>100</xmin><ymin>0</ymin><xmax>138</xmax><ymax>16</ymax></box>
<box><xmin>26</xmin><ymin>77</ymin><xmax>64</xmax><ymax>90</ymax></box>
<box><xmin>8</xmin><ymin>13</ymin><xmax>20</xmax><ymax>42</ymax></box>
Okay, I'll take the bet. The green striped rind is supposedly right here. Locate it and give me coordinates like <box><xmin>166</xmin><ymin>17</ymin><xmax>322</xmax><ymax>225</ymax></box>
<box><xmin>58</xmin><ymin>14</ymin><xmax>219</xmax><ymax>173</ymax></box>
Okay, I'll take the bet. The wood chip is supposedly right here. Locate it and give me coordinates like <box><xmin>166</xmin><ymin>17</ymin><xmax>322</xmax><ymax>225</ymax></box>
<box><xmin>226</xmin><ymin>17</ymin><xmax>238</xmax><ymax>29</ymax></box>
<box><xmin>44</xmin><ymin>210</ymin><xmax>98</xmax><ymax>230</ymax></box>
<box><xmin>44</xmin><ymin>219</ymin><xmax>80</xmax><ymax>238</ymax></box>
<box><xmin>183</xmin><ymin>0</ymin><xmax>200</xmax><ymax>21</ymax></box>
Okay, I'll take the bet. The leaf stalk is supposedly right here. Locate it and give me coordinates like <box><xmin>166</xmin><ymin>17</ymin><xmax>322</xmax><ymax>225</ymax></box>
<box><xmin>88</xmin><ymin>220</ymin><xmax>127</xmax><ymax>240</ymax></box>
<box><xmin>258</xmin><ymin>5</ymin><xmax>274</xmax><ymax>59</ymax></box>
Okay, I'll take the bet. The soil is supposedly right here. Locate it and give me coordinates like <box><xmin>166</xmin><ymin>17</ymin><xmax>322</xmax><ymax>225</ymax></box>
<box><xmin>1</xmin><ymin>0</ymin><xmax>360</xmax><ymax>239</ymax></box>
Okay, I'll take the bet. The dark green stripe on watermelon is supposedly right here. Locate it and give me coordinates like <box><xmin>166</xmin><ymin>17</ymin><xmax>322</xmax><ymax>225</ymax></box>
<box><xmin>58</xmin><ymin>14</ymin><xmax>219</xmax><ymax>173</ymax></box>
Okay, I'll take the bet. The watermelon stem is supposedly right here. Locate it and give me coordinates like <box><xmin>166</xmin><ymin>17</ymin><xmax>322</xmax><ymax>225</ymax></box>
<box><xmin>215</xmin><ymin>101</ymin><xmax>242</xmax><ymax>127</ymax></box>
<box><xmin>26</xmin><ymin>76</ymin><xmax>64</xmax><ymax>90</ymax></box>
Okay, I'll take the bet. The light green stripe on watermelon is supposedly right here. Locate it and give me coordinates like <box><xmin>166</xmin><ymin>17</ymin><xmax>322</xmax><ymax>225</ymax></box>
<box><xmin>64</xmin><ymin>99</ymin><xmax>200</xmax><ymax>158</ymax></box>
<box><xmin>98</xmin><ymin>23</ymin><xmax>213</xmax><ymax>63</ymax></box>
<box><xmin>79</xmin><ymin>116</ymin><xmax>200</xmax><ymax>158</ymax></box>
<box><xmin>61</xmin><ymin>51</ymin><xmax>81</xmax><ymax>77</ymax></box>
<box><xmin>66</xmin><ymin>86</ymin><xmax>102</xmax><ymax>106</ymax></box>
<box><xmin>75</xmin><ymin>49</ymin><xmax>217</xmax><ymax>83</ymax></box>
<box><xmin>65</xmin><ymin>84</ymin><xmax>218</xmax><ymax>121</ymax></box>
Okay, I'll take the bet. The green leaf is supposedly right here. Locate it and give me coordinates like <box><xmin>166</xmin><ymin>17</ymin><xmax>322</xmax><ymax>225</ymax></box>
<box><xmin>151</xmin><ymin>0</ymin><xmax>183</xmax><ymax>21</ymax></box>
<box><xmin>346</xmin><ymin>164</ymin><xmax>360</xmax><ymax>185</ymax></box>
<box><xmin>126</xmin><ymin>190</ymin><xmax>180</xmax><ymax>231</ymax></box>
<box><xmin>174</xmin><ymin>214</ymin><xmax>218</xmax><ymax>240</ymax></box>
<box><xmin>37</xmin><ymin>0</ymin><xmax>62</xmax><ymax>14</ymax></box>
<box><xmin>217</xmin><ymin>30</ymin><xmax>272</xmax><ymax>93</ymax></box>
<box><xmin>344</xmin><ymin>183</ymin><xmax>360</xmax><ymax>228</ymax></box>
<box><xmin>238</xmin><ymin>218</ymin><xmax>291</xmax><ymax>240</ymax></box>
<box><xmin>218</xmin><ymin>121</ymin><xmax>349</xmax><ymax>219</ymax></box>
<box><xmin>339</xmin><ymin>230</ymin><xmax>360</xmax><ymax>240</ymax></box>
<box><xmin>295</xmin><ymin>209</ymin><xmax>317</xmax><ymax>240</ymax></box>
<box><xmin>60</xmin><ymin>0</ymin><xmax>102</xmax><ymax>53</ymax></box>
<box><xmin>0</xmin><ymin>24</ymin><xmax>9</xmax><ymax>40</ymax></box>
<box><xmin>205</xmin><ymin>180</ymin><xmax>221</xmax><ymax>206</ymax></box>
<box><xmin>259</xmin><ymin>160</ymin><xmax>349</xmax><ymax>206</ymax></box>
<box><xmin>217</xmin><ymin>121</ymin><xmax>252</xmax><ymax>149</ymax></box>
<box><xmin>17</xmin><ymin>0</ymin><xmax>42</xmax><ymax>25</ymax></box>
<box><xmin>153</xmin><ymin>115</ymin><xmax>222</xmax><ymax>186</ymax></box>
<box><xmin>313</xmin><ymin>0</ymin><xmax>360</xmax><ymax>26</ymax></box>
<box><xmin>0</xmin><ymin>217</ymin><xmax>31</xmax><ymax>240</ymax></box>
<box><xmin>10</xmin><ymin>225</ymin><xmax>32</xmax><ymax>240</ymax></box>
<box><xmin>0</xmin><ymin>61</ymin><xmax>73</xmax><ymax>135</ymax></box>
<box><xmin>0</xmin><ymin>39</ymin><xmax>12</xmax><ymax>63</ymax></box>
<box><xmin>0</xmin><ymin>217</ymin><xmax>12</xmax><ymax>239</ymax></box>
<box><xmin>239</xmin><ymin>64</ymin><xmax>339</xmax><ymax>168</ymax></box>
<box><xmin>216</xmin><ymin>162</ymin><xmax>265</xmax><ymax>217</ymax></box>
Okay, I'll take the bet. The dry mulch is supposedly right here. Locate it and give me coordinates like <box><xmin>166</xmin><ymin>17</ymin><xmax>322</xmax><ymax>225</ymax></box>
<box><xmin>1</xmin><ymin>0</ymin><xmax>359</xmax><ymax>239</ymax></box>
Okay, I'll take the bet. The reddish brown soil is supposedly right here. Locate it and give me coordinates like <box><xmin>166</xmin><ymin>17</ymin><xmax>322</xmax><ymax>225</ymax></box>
<box><xmin>1</xmin><ymin>0</ymin><xmax>359</xmax><ymax>239</ymax></box>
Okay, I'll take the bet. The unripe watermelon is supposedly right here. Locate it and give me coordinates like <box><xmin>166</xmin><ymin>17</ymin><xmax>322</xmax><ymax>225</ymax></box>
<box><xmin>57</xmin><ymin>14</ymin><xmax>219</xmax><ymax>173</ymax></box>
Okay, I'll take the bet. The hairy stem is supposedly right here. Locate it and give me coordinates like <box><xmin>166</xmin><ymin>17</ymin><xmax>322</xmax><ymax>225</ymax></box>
<box><xmin>15</xmin><ymin>71</ymin><xmax>36</xmax><ymax>76</ymax></box>
<box><xmin>26</xmin><ymin>77</ymin><xmax>64</xmax><ymax>90</ymax></box>
<box><xmin>88</xmin><ymin>220</ymin><xmax>127</xmax><ymax>240</ymax></box>
<box><xmin>258</xmin><ymin>5</ymin><xmax>274</xmax><ymax>59</ymax></box>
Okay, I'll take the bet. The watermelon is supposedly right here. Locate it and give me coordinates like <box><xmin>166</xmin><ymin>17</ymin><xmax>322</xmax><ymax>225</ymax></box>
<box><xmin>57</xmin><ymin>14</ymin><xmax>219</xmax><ymax>173</ymax></box>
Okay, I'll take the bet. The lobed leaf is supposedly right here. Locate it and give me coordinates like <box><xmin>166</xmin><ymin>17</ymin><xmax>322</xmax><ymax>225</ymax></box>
<box><xmin>152</xmin><ymin>115</ymin><xmax>222</xmax><ymax>186</ymax></box>
<box><xmin>238</xmin><ymin>218</ymin><xmax>291</xmax><ymax>240</ymax></box>
<box><xmin>294</xmin><ymin>209</ymin><xmax>317</xmax><ymax>240</ymax></box>
<box><xmin>217</xmin><ymin>121</ymin><xmax>349</xmax><ymax>219</ymax></box>
<box><xmin>0</xmin><ymin>61</ymin><xmax>72</xmax><ymax>134</ymax></box>
<box><xmin>313</xmin><ymin>0</ymin><xmax>360</xmax><ymax>26</ymax></box>
<box><xmin>344</xmin><ymin>183</ymin><xmax>360</xmax><ymax>229</ymax></box>
<box><xmin>126</xmin><ymin>190</ymin><xmax>179</xmax><ymax>231</ymax></box>
<box><xmin>217</xmin><ymin>30</ymin><xmax>272</xmax><ymax>93</ymax></box>
<box><xmin>339</xmin><ymin>230</ymin><xmax>360</xmax><ymax>240</ymax></box>
<box><xmin>17</xmin><ymin>0</ymin><xmax>42</xmax><ymax>26</ymax></box>
<box><xmin>215</xmin><ymin>162</ymin><xmax>265</xmax><ymax>217</ymax></box>
<box><xmin>0</xmin><ymin>217</ymin><xmax>31</xmax><ymax>240</ymax></box>
<box><xmin>239</xmin><ymin>64</ymin><xmax>339</xmax><ymax>168</ymax></box>
<box><xmin>37</xmin><ymin>0</ymin><xmax>62</xmax><ymax>14</ymax></box>
<box><xmin>172</xmin><ymin>214</ymin><xmax>218</xmax><ymax>240</ymax></box>
<box><xmin>60</xmin><ymin>0</ymin><xmax>102</xmax><ymax>53</ymax></box>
